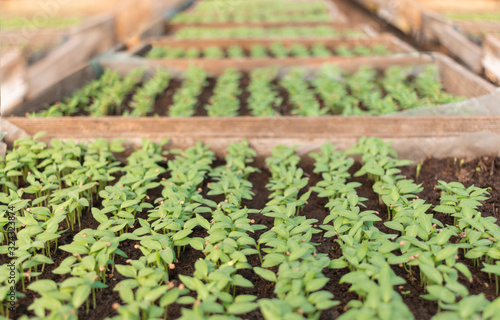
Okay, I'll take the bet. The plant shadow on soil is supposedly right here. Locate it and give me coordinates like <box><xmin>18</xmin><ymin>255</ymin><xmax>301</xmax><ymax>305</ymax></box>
<box><xmin>9</xmin><ymin>156</ymin><xmax>500</xmax><ymax>320</ymax></box>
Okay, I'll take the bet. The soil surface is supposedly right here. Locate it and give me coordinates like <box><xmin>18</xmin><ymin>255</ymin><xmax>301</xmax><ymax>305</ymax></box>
<box><xmin>8</xmin><ymin>155</ymin><xmax>500</xmax><ymax>320</ymax></box>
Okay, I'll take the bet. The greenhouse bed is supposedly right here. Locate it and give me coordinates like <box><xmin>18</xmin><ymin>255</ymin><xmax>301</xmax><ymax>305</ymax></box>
<box><xmin>5</xmin><ymin>115</ymin><xmax>500</xmax><ymax>160</ymax></box>
<box><xmin>170</xmin><ymin>0</ymin><xmax>346</xmax><ymax>24</ymax></box>
<box><xmin>352</xmin><ymin>0</ymin><xmax>500</xmax><ymax>78</ymax></box>
<box><xmin>9</xmin><ymin>53</ymin><xmax>494</xmax><ymax>115</ymax></box>
<box><xmin>1</xmin><ymin>134</ymin><xmax>500</xmax><ymax>320</ymax></box>
<box><xmin>129</xmin><ymin>33</ymin><xmax>414</xmax><ymax>61</ymax></box>
<box><xmin>1</xmin><ymin>0</ymin><xmax>193</xmax><ymax>115</ymax></box>
<box><xmin>420</xmin><ymin>12</ymin><xmax>500</xmax><ymax>76</ymax></box>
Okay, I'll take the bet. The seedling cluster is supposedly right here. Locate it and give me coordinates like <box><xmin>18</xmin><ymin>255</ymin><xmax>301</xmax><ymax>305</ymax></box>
<box><xmin>145</xmin><ymin>43</ymin><xmax>392</xmax><ymax>59</ymax></box>
<box><xmin>29</xmin><ymin>64</ymin><xmax>463</xmax><ymax>118</ymax></box>
<box><xmin>2</xmin><ymin>135</ymin><xmax>499</xmax><ymax>319</ymax></box>
<box><xmin>172</xmin><ymin>0</ymin><xmax>331</xmax><ymax>23</ymax></box>
<box><xmin>0</xmin><ymin>135</ymin><xmax>499</xmax><ymax>319</ymax></box>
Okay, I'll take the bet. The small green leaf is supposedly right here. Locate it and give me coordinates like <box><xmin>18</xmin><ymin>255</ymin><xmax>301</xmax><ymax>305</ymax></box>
<box><xmin>254</xmin><ymin>267</ymin><xmax>277</xmax><ymax>282</ymax></box>
<box><xmin>144</xmin><ymin>286</ymin><xmax>168</xmax><ymax>301</ymax></box>
<box><xmin>262</xmin><ymin>253</ymin><xmax>285</xmax><ymax>268</ymax></box>
<box><xmin>305</xmin><ymin>277</ymin><xmax>329</xmax><ymax>292</ymax></box>
<box><xmin>434</xmin><ymin>246</ymin><xmax>457</xmax><ymax>262</ymax></box>
<box><xmin>72</xmin><ymin>285</ymin><xmax>91</xmax><ymax>308</ymax></box>
<box><xmin>421</xmin><ymin>265</ymin><xmax>443</xmax><ymax>285</ymax></box>
<box><xmin>227</xmin><ymin>302</ymin><xmax>258</xmax><ymax>314</ymax></box>
<box><xmin>116</xmin><ymin>265</ymin><xmax>136</xmax><ymax>278</ymax></box>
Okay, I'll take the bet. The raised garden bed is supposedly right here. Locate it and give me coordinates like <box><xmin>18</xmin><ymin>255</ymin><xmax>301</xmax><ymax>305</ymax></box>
<box><xmin>0</xmin><ymin>0</ymin><xmax>192</xmax><ymax>115</ymax></box>
<box><xmin>1</xmin><ymin>134</ymin><xmax>500</xmax><ymax>320</ymax></box>
<box><xmin>352</xmin><ymin>0</ymin><xmax>500</xmax><ymax>79</ymax></box>
<box><xmin>420</xmin><ymin>11</ymin><xmax>500</xmax><ymax>78</ymax></box>
<box><xmin>169</xmin><ymin>0</ymin><xmax>345</xmax><ymax>23</ymax></box>
<box><xmin>131</xmin><ymin>34</ymin><xmax>414</xmax><ymax>61</ymax></box>
<box><xmin>5</xmin><ymin>53</ymin><xmax>495</xmax><ymax>119</ymax></box>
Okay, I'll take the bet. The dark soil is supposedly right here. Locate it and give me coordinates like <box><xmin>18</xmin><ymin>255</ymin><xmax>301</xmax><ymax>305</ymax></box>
<box><xmin>9</xmin><ymin>156</ymin><xmax>500</xmax><ymax>320</ymax></box>
<box><xmin>152</xmin><ymin>79</ymin><xmax>184</xmax><ymax>116</ymax></box>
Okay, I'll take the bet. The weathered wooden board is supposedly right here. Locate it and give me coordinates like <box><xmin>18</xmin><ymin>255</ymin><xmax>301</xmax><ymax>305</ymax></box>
<box><xmin>23</xmin><ymin>17</ymin><xmax>116</xmax><ymax>104</ymax></box>
<box><xmin>483</xmin><ymin>34</ymin><xmax>500</xmax><ymax>83</ymax></box>
<box><xmin>421</xmin><ymin>13</ymin><xmax>483</xmax><ymax>73</ymax></box>
<box><xmin>352</xmin><ymin>0</ymin><xmax>423</xmax><ymax>35</ymax></box>
<box><xmin>0</xmin><ymin>48</ymin><xmax>27</xmax><ymax>109</ymax></box>
<box><xmin>1</xmin><ymin>0</ymin><xmax>192</xmax><ymax>114</ymax></box>
<box><xmin>6</xmin><ymin>116</ymin><xmax>500</xmax><ymax>161</ymax></box>
<box><xmin>352</xmin><ymin>0</ymin><xmax>500</xmax><ymax>78</ymax></box>
<box><xmin>114</xmin><ymin>0</ymin><xmax>188</xmax><ymax>42</ymax></box>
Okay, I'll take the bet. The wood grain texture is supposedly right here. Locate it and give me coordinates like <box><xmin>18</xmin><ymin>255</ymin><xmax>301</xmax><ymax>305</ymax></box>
<box><xmin>352</xmin><ymin>0</ymin><xmax>424</xmax><ymax>34</ymax></box>
<box><xmin>422</xmin><ymin>13</ymin><xmax>483</xmax><ymax>73</ymax></box>
<box><xmin>6</xmin><ymin>117</ymin><xmax>500</xmax><ymax>161</ymax></box>
<box><xmin>25</xmin><ymin>16</ymin><xmax>115</xmax><ymax>99</ymax></box>
<box><xmin>8</xmin><ymin>116</ymin><xmax>500</xmax><ymax>138</ymax></box>
<box><xmin>483</xmin><ymin>34</ymin><xmax>500</xmax><ymax>83</ymax></box>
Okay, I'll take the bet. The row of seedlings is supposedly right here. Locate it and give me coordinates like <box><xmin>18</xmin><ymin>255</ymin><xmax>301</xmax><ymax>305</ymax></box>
<box><xmin>310</xmin><ymin>142</ymin><xmax>414</xmax><ymax>318</ymax></box>
<box><xmin>146</xmin><ymin>43</ymin><xmax>392</xmax><ymax>59</ymax></box>
<box><xmin>0</xmin><ymin>135</ymin><xmax>126</xmax><ymax>318</ymax></box>
<box><xmin>253</xmin><ymin>145</ymin><xmax>339</xmax><ymax>319</ymax></box>
<box><xmin>178</xmin><ymin>140</ymin><xmax>265</xmax><ymax>319</ymax></box>
<box><xmin>29</xmin><ymin>64</ymin><xmax>462</xmax><ymax>118</ymax></box>
<box><xmin>347</xmin><ymin>137</ymin><xmax>500</xmax><ymax>318</ymax></box>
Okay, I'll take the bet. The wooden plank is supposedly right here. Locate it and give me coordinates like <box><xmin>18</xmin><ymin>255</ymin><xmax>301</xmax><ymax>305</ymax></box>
<box><xmin>121</xmin><ymin>0</ymin><xmax>191</xmax><ymax>49</ymax></box>
<box><xmin>1</xmin><ymin>48</ymin><xmax>27</xmax><ymax>112</ymax></box>
<box><xmin>14</xmin><ymin>64</ymin><xmax>98</xmax><ymax>116</ymax></box>
<box><xmin>9</xmin><ymin>116</ymin><xmax>500</xmax><ymax>138</ymax></box>
<box><xmin>434</xmin><ymin>53</ymin><xmax>493</xmax><ymax>96</ymax></box>
<box><xmin>456</xmin><ymin>21</ymin><xmax>500</xmax><ymax>38</ymax></box>
<box><xmin>483</xmin><ymin>34</ymin><xmax>500</xmax><ymax>83</ymax></box>
<box><xmin>6</xmin><ymin>117</ymin><xmax>500</xmax><ymax>161</ymax></box>
<box><xmin>353</xmin><ymin>0</ymin><xmax>424</xmax><ymax>35</ymax></box>
<box><xmin>24</xmin><ymin>16</ymin><xmax>115</xmax><ymax>99</ymax></box>
<box><xmin>422</xmin><ymin>13</ymin><xmax>483</xmax><ymax>73</ymax></box>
